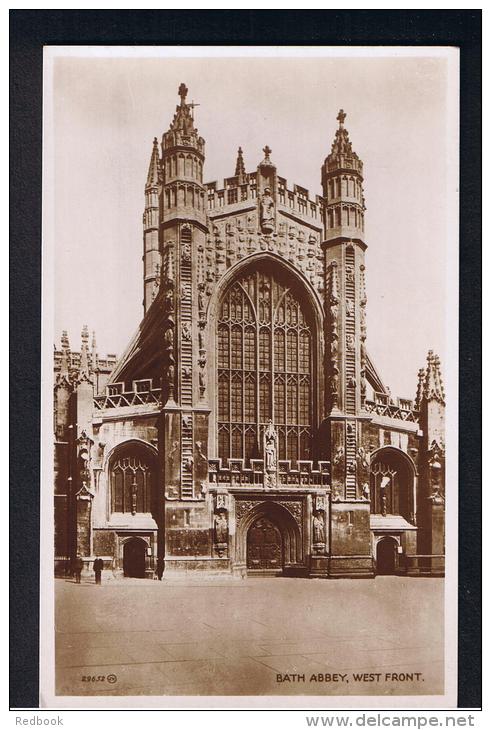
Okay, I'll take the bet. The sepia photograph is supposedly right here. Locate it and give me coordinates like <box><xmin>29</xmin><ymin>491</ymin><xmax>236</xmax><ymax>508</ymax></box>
<box><xmin>40</xmin><ymin>46</ymin><xmax>459</xmax><ymax>708</ymax></box>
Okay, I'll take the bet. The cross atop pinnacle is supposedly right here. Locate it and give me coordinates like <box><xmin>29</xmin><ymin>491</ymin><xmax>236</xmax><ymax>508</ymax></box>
<box><xmin>178</xmin><ymin>82</ymin><xmax>188</xmax><ymax>105</ymax></box>
<box><xmin>263</xmin><ymin>145</ymin><xmax>272</xmax><ymax>161</ymax></box>
<box><xmin>337</xmin><ymin>109</ymin><xmax>346</xmax><ymax>126</ymax></box>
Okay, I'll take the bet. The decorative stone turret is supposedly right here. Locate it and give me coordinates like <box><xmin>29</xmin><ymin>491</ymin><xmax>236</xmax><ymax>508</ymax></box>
<box><xmin>158</xmin><ymin>84</ymin><xmax>210</xmax><ymax>505</ymax></box>
<box><xmin>143</xmin><ymin>137</ymin><xmax>161</xmax><ymax>313</ymax></box>
<box><xmin>321</xmin><ymin>110</ymin><xmax>373</xmax><ymax>577</ymax></box>
<box><xmin>160</xmin><ymin>82</ymin><xmax>206</xmax><ymax>229</ymax></box>
<box><xmin>417</xmin><ymin>350</ymin><xmax>445</xmax><ymax>572</ymax></box>
<box><xmin>321</xmin><ymin>111</ymin><xmax>367</xmax><ymax>418</ymax></box>
<box><xmin>54</xmin><ymin>330</ymin><xmax>72</xmax><ymax>441</ymax></box>
<box><xmin>322</xmin><ymin>109</ymin><xmax>365</xmax><ymax>242</ymax></box>
<box><xmin>235</xmin><ymin>146</ymin><xmax>246</xmax><ymax>183</ymax></box>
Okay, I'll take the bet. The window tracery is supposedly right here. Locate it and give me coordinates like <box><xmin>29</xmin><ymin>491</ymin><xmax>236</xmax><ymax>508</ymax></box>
<box><xmin>110</xmin><ymin>446</ymin><xmax>155</xmax><ymax>514</ymax></box>
<box><xmin>217</xmin><ymin>267</ymin><xmax>314</xmax><ymax>465</ymax></box>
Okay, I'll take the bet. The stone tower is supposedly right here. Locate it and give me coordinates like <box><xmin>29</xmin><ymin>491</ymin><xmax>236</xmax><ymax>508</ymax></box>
<box><xmin>322</xmin><ymin>110</ymin><xmax>367</xmax><ymax>493</ymax></box>
<box><xmin>159</xmin><ymin>83</ymin><xmax>210</xmax><ymax>512</ymax></box>
<box><xmin>321</xmin><ymin>110</ymin><xmax>372</xmax><ymax>576</ymax></box>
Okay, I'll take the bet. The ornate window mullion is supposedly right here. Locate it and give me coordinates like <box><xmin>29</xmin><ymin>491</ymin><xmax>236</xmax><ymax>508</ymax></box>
<box><xmin>269</xmin><ymin>277</ymin><xmax>274</xmax><ymax>425</ymax></box>
<box><xmin>217</xmin><ymin>267</ymin><xmax>313</xmax><ymax>467</ymax></box>
<box><xmin>228</xmin><ymin>324</ymin><xmax>232</xmax><ymax>459</ymax></box>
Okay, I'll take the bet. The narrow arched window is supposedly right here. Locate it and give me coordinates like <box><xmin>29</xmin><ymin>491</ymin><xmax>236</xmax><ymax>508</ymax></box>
<box><xmin>217</xmin><ymin>265</ymin><xmax>315</xmax><ymax>466</ymax></box>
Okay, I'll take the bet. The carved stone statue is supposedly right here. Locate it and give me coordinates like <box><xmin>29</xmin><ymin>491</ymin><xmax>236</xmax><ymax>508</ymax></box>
<box><xmin>313</xmin><ymin>512</ymin><xmax>325</xmax><ymax>544</ymax></box>
<box><xmin>263</xmin><ymin>420</ymin><xmax>278</xmax><ymax>472</ymax></box>
<box><xmin>380</xmin><ymin>475</ymin><xmax>390</xmax><ymax>516</ymax></box>
<box><xmin>381</xmin><ymin>492</ymin><xmax>387</xmax><ymax>517</ymax></box>
<box><xmin>214</xmin><ymin>511</ymin><xmax>228</xmax><ymax>544</ymax></box>
<box><xmin>260</xmin><ymin>187</ymin><xmax>275</xmax><ymax>233</ymax></box>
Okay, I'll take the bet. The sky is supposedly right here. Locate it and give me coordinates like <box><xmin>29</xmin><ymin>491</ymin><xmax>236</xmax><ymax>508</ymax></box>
<box><xmin>49</xmin><ymin>49</ymin><xmax>457</xmax><ymax>400</ymax></box>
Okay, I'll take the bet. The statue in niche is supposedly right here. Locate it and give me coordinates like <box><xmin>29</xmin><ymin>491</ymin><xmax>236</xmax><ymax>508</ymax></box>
<box><xmin>182</xmin><ymin>322</ymin><xmax>192</xmax><ymax>341</ymax></box>
<box><xmin>357</xmin><ymin>446</ymin><xmax>370</xmax><ymax>470</ymax></box>
<box><xmin>260</xmin><ymin>187</ymin><xmax>275</xmax><ymax>233</ymax></box>
<box><xmin>180</xmin><ymin>282</ymin><xmax>191</xmax><ymax>301</ymax></box>
<box><xmin>166</xmin><ymin>363</ymin><xmax>175</xmax><ymax>387</ymax></box>
<box><xmin>214</xmin><ymin>511</ymin><xmax>228</xmax><ymax>544</ymax></box>
<box><xmin>263</xmin><ymin>420</ymin><xmax>278</xmax><ymax>472</ymax></box>
<box><xmin>380</xmin><ymin>475</ymin><xmax>391</xmax><ymax>516</ymax></box>
<box><xmin>198</xmin><ymin>286</ymin><xmax>205</xmax><ymax>317</ymax></box>
<box><xmin>313</xmin><ymin>512</ymin><xmax>325</xmax><ymax>544</ymax></box>
<box><xmin>164</xmin><ymin>327</ymin><xmax>174</xmax><ymax>349</ymax></box>
<box><xmin>181</xmin><ymin>241</ymin><xmax>191</xmax><ymax>263</ymax></box>
<box><xmin>333</xmin><ymin>445</ymin><xmax>344</xmax><ymax>465</ymax></box>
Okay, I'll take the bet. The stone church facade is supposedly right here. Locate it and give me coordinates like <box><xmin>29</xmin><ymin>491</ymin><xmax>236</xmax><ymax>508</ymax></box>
<box><xmin>53</xmin><ymin>84</ymin><xmax>445</xmax><ymax>580</ymax></box>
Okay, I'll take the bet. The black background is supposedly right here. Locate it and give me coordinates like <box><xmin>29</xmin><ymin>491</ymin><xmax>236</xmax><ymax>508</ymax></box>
<box><xmin>10</xmin><ymin>10</ymin><xmax>481</xmax><ymax>710</ymax></box>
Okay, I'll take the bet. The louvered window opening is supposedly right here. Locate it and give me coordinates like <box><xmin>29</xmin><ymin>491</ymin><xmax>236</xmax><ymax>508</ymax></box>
<box><xmin>217</xmin><ymin>268</ymin><xmax>313</xmax><ymax>466</ymax></box>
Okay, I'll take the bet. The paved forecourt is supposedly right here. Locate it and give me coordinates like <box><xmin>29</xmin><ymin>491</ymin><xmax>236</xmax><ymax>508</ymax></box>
<box><xmin>55</xmin><ymin>575</ymin><xmax>444</xmax><ymax>697</ymax></box>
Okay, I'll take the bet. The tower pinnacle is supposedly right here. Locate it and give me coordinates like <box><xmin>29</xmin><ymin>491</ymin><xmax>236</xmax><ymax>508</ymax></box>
<box><xmin>146</xmin><ymin>137</ymin><xmax>160</xmax><ymax>187</ymax></box>
<box><xmin>422</xmin><ymin>351</ymin><xmax>445</xmax><ymax>404</ymax></box>
<box><xmin>59</xmin><ymin>330</ymin><xmax>70</xmax><ymax>380</ymax></box>
<box><xmin>78</xmin><ymin>325</ymin><xmax>92</xmax><ymax>382</ymax></box>
<box><xmin>235</xmin><ymin>146</ymin><xmax>246</xmax><ymax>180</ymax></box>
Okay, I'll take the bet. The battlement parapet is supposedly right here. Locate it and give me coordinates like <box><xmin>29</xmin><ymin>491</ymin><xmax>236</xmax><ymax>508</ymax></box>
<box><xmin>365</xmin><ymin>397</ymin><xmax>418</xmax><ymax>423</ymax></box>
<box><xmin>94</xmin><ymin>379</ymin><xmax>161</xmax><ymax>410</ymax></box>
<box><xmin>208</xmin><ymin>458</ymin><xmax>330</xmax><ymax>489</ymax></box>
<box><xmin>205</xmin><ymin>172</ymin><xmax>324</xmax><ymax>224</ymax></box>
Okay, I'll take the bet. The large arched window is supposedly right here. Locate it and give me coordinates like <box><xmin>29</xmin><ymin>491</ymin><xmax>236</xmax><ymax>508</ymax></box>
<box><xmin>217</xmin><ymin>265</ymin><xmax>315</xmax><ymax>466</ymax></box>
<box><xmin>110</xmin><ymin>443</ymin><xmax>156</xmax><ymax>515</ymax></box>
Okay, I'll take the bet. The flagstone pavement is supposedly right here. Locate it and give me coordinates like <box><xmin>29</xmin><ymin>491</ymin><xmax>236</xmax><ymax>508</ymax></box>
<box><xmin>55</xmin><ymin>575</ymin><xmax>444</xmax><ymax>697</ymax></box>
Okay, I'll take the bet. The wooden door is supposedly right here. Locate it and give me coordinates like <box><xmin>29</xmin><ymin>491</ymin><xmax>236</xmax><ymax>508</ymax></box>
<box><xmin>247</xmin><ymin>517</ymin><xmax>282</xmax><ymax>570</ymax></box>
<box><xmin>123</xmin><ymin>538</ymin><xmax>146</xmax><ymax>578</ymax></box>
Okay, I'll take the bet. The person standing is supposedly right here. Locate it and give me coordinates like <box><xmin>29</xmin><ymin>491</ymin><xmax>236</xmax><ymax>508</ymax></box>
<box><xmin>93</xmin><ymin>557</ymin><xmax>104</xmax><ymax>585</ymax></box>
<box><xmin>74</xmin><ymin>555</ymin><xmax>83</xmax><ymax>584</ymax></box>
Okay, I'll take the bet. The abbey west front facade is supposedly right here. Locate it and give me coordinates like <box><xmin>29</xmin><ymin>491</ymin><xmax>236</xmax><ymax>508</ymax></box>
<box><xmin>53</xmin><ymin>84</ymin><xmax>445</xmax><ymax>579</ymax></box>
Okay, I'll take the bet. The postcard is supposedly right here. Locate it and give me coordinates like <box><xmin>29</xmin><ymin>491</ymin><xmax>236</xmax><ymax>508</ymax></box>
<box><xmin>40</xmin><ymin>46</ymin><xmax>459</xmax><ymax>709</ymax></box>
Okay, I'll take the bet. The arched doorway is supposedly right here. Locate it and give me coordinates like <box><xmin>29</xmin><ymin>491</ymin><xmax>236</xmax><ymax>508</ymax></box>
<box><xmin>237</xmin><ymin>500</ymin><xmax>303</xmax><ymax>575</ymax></box>
<box><xmin>123</xmin><ymin>538</ymin><xmax>146</xmax><ymax>578</ymax></box>
<box><xmin>376</xmin><ymin>537</ymin><xmax>397</xmax><ymax>575</ymax></box>
<box><xmin>247</xmin><ymin>516</ymin><xmax>283</xmax><ymax>572</ymax></box>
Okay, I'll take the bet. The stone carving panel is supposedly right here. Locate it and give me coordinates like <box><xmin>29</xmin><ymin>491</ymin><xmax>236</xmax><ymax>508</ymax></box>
<box><xmin>207</xmin><ymin>215</ymin><xmax>323</xmax><ymax>295</ymax></box>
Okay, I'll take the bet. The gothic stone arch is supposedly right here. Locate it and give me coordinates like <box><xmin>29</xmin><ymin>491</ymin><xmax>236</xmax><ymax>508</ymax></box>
<box><xmin>370</xmin><ymin>446</ymin><xmax>417</xmax><ymax>523</ymax></box>
<box><xmin>206</xmin><ymin>253</ymin><xmax>325</xmax><ymax>464</ymax></box>
<box><xmin>106</xmin><ymin>439</ymin><xmax>159</xmax><ymax>520</ymax></box>
<box><xmin>234</xmin><ymin>498</ymin><xmax>304</xmax><ymax>571</ymax></box>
